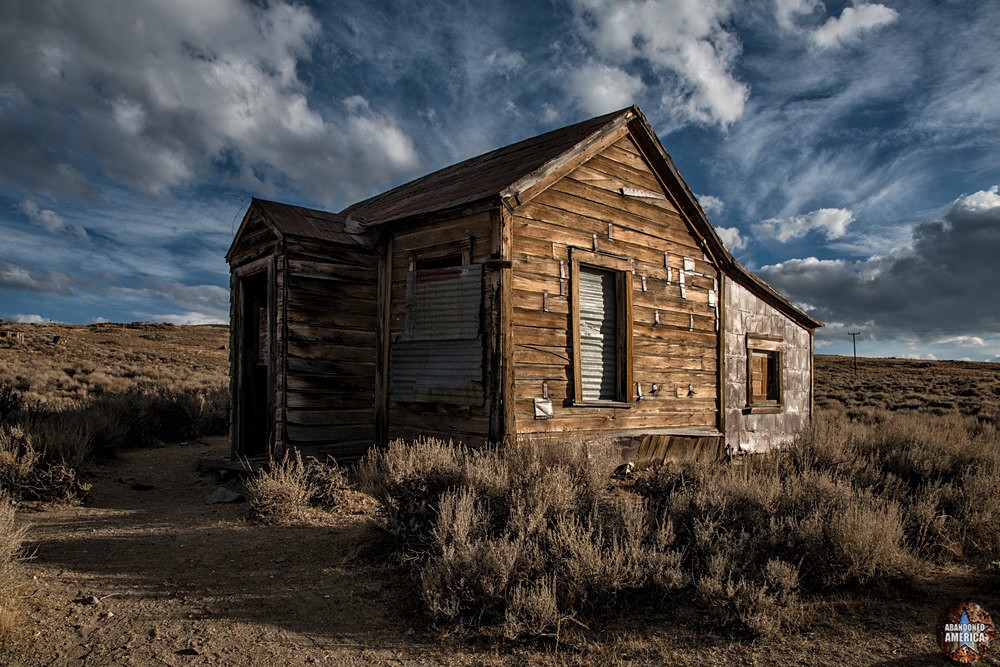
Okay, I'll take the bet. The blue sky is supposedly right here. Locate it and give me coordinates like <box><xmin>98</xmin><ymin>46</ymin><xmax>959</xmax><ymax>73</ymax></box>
<box><xmin>2</xmin><ymin>0</ymin><xmax>999</xmax><ymax>360</ymax></box>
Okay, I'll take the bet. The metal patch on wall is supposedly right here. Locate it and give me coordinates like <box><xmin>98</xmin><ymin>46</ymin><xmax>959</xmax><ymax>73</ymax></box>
<box><xmin>533</xmin><ymin>397</ymin><xmax>554</xmax><ymax>419</ymax></box>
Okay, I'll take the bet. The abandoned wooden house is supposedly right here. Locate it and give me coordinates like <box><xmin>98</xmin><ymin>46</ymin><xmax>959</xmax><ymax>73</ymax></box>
<box><xmin>226</xmin><ymin>105</ymin><xmax>822</xmax><ymax>464</ymax></box>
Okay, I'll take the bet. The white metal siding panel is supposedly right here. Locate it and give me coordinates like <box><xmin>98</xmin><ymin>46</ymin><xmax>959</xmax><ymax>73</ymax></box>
<box><xmin>578</xmin><ymin>266</ymin><xmax>617</xmax><ymax>401</ymax></box>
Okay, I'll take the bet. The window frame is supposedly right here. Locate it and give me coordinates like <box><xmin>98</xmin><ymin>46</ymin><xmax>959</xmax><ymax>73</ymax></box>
<box><xmin>745</xmin><ymin>334</ymin><xmax>783</xmax><ymax>413</ymax></box>
<box><xmin>569</xmin><ymin>247</ymin><xmax>634</xmax><ymax>407</ymax></box>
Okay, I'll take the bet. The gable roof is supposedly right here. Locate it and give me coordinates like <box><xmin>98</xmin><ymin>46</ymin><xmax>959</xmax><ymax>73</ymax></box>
<box><xmin>340</xmin><ymin>107</ymin><xmax>632</xmax><ymax>226</ymax></box>
<box><xmin>229</xmin><ymin>106</ymin><xmax>821</xmax><ymax>329</ymax></box>
<box><xmin>225</xmin><ymin>198</ymin><xmax>369</xmax><ymax>262</ymax></box>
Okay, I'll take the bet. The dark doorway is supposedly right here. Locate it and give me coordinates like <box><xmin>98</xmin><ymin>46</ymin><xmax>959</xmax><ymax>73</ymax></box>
<box><xmin>238</xmin><ymin>271</ymin><xmax>271</xmax><ymax>458</ymax></box>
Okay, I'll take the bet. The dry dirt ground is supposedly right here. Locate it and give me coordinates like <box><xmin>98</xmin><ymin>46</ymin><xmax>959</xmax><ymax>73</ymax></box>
<box><xmin>4</xmin><ymin>439</ymin><xmax>998</xmax><ymax>666</ymax></box>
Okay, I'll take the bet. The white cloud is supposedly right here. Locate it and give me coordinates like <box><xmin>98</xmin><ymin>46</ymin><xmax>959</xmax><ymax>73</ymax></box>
<box><xmin>18</xmin><ymin>200</ymin><xmax>88</xmax><ymax>239</ymax></box>
<box><xmin>0</xmin><ymin>261</ymin><xmax>72</xmax><ymax>294</ymax></box>
<box><xmin>774</xmin><ymin>0</ymin><xmax>821</xmax><ymax>31</ymax></box>
<box><xmin>19</xmin><ymin>200</ymin><xmax>64</xmax><ymax>233</ymax></box>
<box><xmin>951</xmin><ymin>185</ymin><xmax>1000</xmax><ymax>214</ymax></box>
<box><xmin>753</xmin><ymin>207</ymin><xmax>853</xmax><ymax>242</ymax></box>
<box><xmin>811</xmin><ymin>4</ymin><xmax>899</xmax><ymax>50</ymax></box>
<box><xmin>900</xmin><ymin>352</ymin><xmax>938</xmax><ymax>361</ymax></box>
<box><xmin>143</xmin><ymin>311</ymin><xmax>227</xmax><ymax>326</ymax></box>
<box><xmin>697</xmin><ymin>194</ymin><xmax>726</xmax><ymax>215</ymax></box>
<box><xmin>568</xmin><ymin>0</ymin><xmax>748</xmax><ymax>126</ymax></box>
<box><xmin>8</xmin><ymin>313</ymin><xmax>54</xmax><ymax>324</ymax></box>
<box><xmin>486</xmin><ymin>48</ymin><xmax>527</xmax><ymax>77</ymax></box>
<box><xmin>562</xmin><ymin>62</ymin><xmax>645</xmax><ymax>116</ymax></box>
<box><xmin>715</xmin><ymin>226</ymin><xmax>747</xmax><ymax>251</ymax></box>
<box><xmin>0</xmin><ymin>1</ymin><xmax>421</xmax><ymax>205</ymax></box>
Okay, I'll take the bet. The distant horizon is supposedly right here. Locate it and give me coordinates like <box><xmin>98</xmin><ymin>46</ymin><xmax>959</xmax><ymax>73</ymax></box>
<box><xmin>4</xmin><ymin>318</ymin><xmax>999</xmax><ymax>364</ymax></box>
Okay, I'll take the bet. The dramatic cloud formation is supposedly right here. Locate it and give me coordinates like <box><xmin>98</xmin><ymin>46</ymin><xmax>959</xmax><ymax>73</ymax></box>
<box><xmin>758</xmin><ymin>187</ymin><xmax>1000</xmax><ymax>343</ymax></box>
<box><xmin>0</xmin><ymin>0</ymin><xmax>419</xmax><ymax>204</ymax></box>
<box><xmin>753</xmin><ymin>208</ymin><xmax>854</xmax><ymax>242</ymax></box>
<box><xmin>568</xmin><ymin>0</ymin><xmax>748</xmax><ymax>126</ymax></box>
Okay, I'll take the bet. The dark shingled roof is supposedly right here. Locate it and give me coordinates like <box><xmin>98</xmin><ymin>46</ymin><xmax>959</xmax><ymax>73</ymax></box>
<box><xmin>252</xmin><ymin>198</ymin><xmax>369</xmax><ymax>247</ymax></box>
<box><xmin>340</xmin><ymin>107</ymin><xmax>632</xmax><ymax>225</ymax></box>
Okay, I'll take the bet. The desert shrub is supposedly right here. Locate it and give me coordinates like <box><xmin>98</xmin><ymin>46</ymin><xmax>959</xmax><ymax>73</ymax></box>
<box><xmin>358</xmin><ymin>438</ymin><xmax>685</xmax><ymax>641</ymax></box>
<box><xmin>636</xmin><ymin>457</ymin><xmax>910</xmax><ymax>635</ymax></box>
<box><xmin>791</xmin><ymin>411</ymin><xmax>1000</xmax><ymax>560</ymax></box>
<box><xmin>355</xmin><ymin>438</ymin><xmax>467</xmax><ymax>546</ymax></box>
<box><xmin>362</xmin><ymin>406</ymin><xmax>1000</xmax><ymax>641</ymax></box>
<box><xmin>0</xmin><ymin>425</ymin><xmax>88</xmax><ymax>503</ymax></box>
<box><xmin>246</xmin><ymin>451</ymin><xmax>350</xmax><ymax>524</ymax></box>
<box><xmin>0</xmin><ymin>491</ymin><xmax>28</xmax><ymax>641</ymax></box>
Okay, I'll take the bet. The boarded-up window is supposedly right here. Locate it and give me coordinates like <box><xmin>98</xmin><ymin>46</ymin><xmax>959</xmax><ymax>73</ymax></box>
<box><xmin>747</xmin><ymin>335</ymin><xmax>782</xmax><ymax>408</ymax></box>
<box><xmin>391</xmin><ymin>262</ymin><xmax>483</xmax><ymax>405</ymax></box>
<box><xmin>569</xmin><ymin>248</ymin><xmax>634</xmax><ymax>405</ymax></box>
<box><xmin>578</xmin><ymin>267</ymin><xmax>618</xmax><ymax>401</ymax></box>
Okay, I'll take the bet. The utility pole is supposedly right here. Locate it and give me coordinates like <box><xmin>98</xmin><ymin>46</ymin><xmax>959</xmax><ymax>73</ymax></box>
<box><xmin>848</xmin><ymin>332</ymin><xmax>860</xmax><ymax>376</ymax></box>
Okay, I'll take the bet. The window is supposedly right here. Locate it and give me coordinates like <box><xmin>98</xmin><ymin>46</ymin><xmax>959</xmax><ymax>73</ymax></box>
<box><xmin>415</xmin><ymin>253</ymin><xmax>463</xmax><ymax>271</ymax></box>
<box><xmin>746</xmin><ymin>335</ymin><xmax>783</xmax><ymax>411</ymax></box>
<box><xmin>390</xmin><ymin>242</ymin><xmax>483</xmax><ymax>405</ymax></box>
<box><xmin>570</xmin><ymin>248</ymin><xmax>633</xmax><ymax>406</ymax></box>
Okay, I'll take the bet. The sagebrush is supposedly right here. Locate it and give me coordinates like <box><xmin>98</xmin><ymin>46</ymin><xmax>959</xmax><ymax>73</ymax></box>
<box><xmin>246</xmin><ymin>451</ymin><xmax>351</xmax><ymax>524</ymax></box>
<box><xmin>358</xmin><ymin>409</ymin><xmax>1000</xmax><ymax>640</ymax></box>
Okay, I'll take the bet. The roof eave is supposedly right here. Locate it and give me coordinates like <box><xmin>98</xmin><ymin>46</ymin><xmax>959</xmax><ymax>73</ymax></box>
<box><xmin>499</xmin><ymin>107</ymin><xmax>637</xmax><ymax>210</ymax></box>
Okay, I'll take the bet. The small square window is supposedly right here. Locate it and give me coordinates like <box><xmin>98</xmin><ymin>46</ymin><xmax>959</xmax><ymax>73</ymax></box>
<box><xmin>750</xmin><ymin>350</ymin><xmax>780</xmax><ymax>403</ymax></box>
<box><xmin>746</xmin><ymin>335</ymin><xmax>783</xmax><ymax>412</ymax></box>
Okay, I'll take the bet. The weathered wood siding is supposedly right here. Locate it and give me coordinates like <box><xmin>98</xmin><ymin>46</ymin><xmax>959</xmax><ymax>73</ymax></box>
<box><xmin>283</xmin><ymin>237</ymin><xmax>378</xmax><ymax>458</ymax></box>
<box><xmin>511</xmin><ymin>134</ymin><xmax>721</xmax><ymax>436</ymax></box>
<box><xmin>724</xmin><ymin>279</ymin><xmax>812</xmax><ymax>453</ymax></box>
<box><xmin>386</xmin><ymin>212</ymin><xmax>493</xmax><ymax>444</ymax></box>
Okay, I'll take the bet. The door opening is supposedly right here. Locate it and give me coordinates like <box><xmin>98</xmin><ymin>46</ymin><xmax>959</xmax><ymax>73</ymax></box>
<box><xmin>239</xmin><ymin>271</ymin><xmax>271</xmax><ymax>457</ymax></box>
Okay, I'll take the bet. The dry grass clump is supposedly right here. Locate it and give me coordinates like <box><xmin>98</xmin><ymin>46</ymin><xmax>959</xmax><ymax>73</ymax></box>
<box><xmin>358</xmin><ymin>438</ymin><xmax>684</xmax><ymax>641</ymax></box>
<box><xmin>246</xmin><ymin>451</ymin><xmax>351</xmax><ymax>525</ymax></box>
<box><xmin>0</xmin><ymin>424</ymin><xmax>88</xmax><ymax>503</ymax></box>
<box><xmin>637</xmin><ymin>458</ymin><xmax>911</xmax><ymax>637</ymax></box>
<box><xmin>0</xmin><ymin>491</ymin><xmax>28</xmax><ymax>641</ymax></box>
<box><xmin>792</xmin><ymin>410</ymin><xmax>1000</xmax><ymax>560</ymax></box>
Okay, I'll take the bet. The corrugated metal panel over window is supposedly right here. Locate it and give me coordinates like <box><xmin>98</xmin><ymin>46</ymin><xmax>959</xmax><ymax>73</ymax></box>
<box><xmin>392</xmin><ymin>264</ymin><xmax>483</xmax><ymax>405</ymax></box>
<box><xmin>409</xmin><ymin>264</ymin><xmax>482</xmax><ymax>340</ymax></box>
<box><xmin>579</xmin><ymin>266</ymin><xmax>618</xmax><ymax>401</ymax></box>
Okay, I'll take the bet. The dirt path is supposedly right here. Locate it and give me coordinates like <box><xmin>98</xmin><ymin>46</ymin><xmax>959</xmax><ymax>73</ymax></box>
<box><xmin>4</xmin><ymin>439</ymin><xmax>455</xmax><ymax>666</ymax></box>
